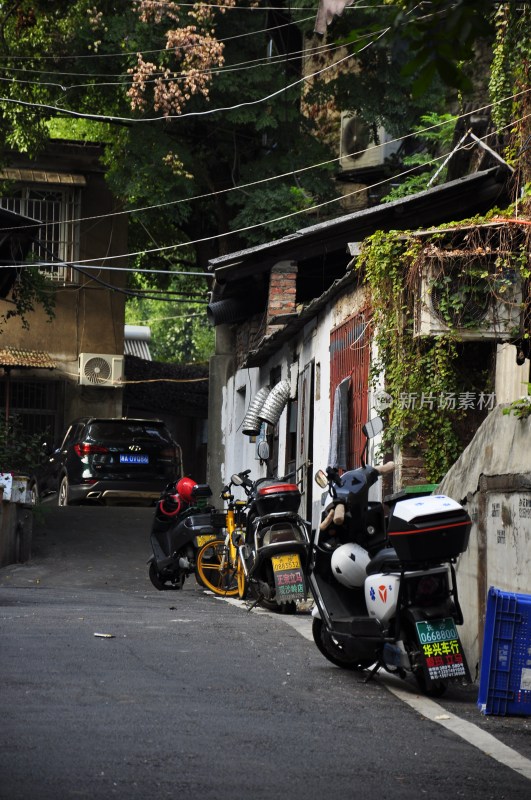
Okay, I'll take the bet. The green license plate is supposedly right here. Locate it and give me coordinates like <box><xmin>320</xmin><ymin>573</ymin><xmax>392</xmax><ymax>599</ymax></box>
<box><xmin>416</xmin><ymin>617</ymin><xmax>458</xmax><ymax>645</ymax></box>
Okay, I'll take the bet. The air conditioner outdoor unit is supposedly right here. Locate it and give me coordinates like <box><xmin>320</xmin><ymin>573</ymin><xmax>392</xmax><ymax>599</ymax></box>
<box><xmin>79</xmin><ymin>353</ymin><xmax>124</xmax><ymax>387</ymax></box>
<box><xmin>339</xmin><ymin>112</ymin><xmax>399</xmax><ymax>171</ymax></box>
<box><xmin>414</xmin><ymin>264</ymin><xmax>522</xmax><ymax>340</ymax></box>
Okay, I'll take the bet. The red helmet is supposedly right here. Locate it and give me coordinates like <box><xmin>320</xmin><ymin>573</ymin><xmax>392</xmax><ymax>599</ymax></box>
<box><xmin>176</xmin><ymin>476</ymin><xmax>197</xmax><ymax>504</ymax></box>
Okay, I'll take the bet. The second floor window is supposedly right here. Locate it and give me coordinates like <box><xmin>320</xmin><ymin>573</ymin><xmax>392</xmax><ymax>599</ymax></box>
<box><xmin>0</xmin><ymin>186</ymin><xmax>80</xmax><ymax>283</ymax></box>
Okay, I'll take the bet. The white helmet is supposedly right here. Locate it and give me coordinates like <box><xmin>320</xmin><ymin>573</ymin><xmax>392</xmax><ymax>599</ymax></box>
<box><xmin>331</xmin><ymin>543</ymin><xmax>370</xmax><ymax>588</ymax></box>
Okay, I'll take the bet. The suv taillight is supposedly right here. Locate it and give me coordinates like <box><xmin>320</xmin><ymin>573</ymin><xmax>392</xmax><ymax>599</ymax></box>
<box><xmin>74</xmin><ymin>443</ymin><xmax>109</xmax><ymax>457</ymax></box>
<box><xmin>160</xmin><ymin>447</ymin><xmax>177</xmax><ymax>459</ymax></box>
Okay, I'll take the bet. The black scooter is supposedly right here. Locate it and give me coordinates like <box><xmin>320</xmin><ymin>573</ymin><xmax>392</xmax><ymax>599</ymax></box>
<box><xmin>309</xmin><ymin>417</ymin><xmax>472</xmax><ymax>696</ymax></box>
<box><xmin>232</xmin><ymin>467</ymin><xmax>311</xmax><ymax>613</ymax></box>
<box><xmin>148</xmin><ymin>480</ymin><xmax>222</xmax><ymax>590</ymax></box>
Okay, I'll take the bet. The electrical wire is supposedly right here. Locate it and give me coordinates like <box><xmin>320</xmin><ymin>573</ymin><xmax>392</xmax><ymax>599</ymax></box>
<box><xmin>0</xmin><ymin>21</ymin><xmax>381</xmax><ymax>86</ymax></box>
<box><xmin>15</xmin><ymin>238</ymin><xmax>210</xmax><ymax>304</ymax></box>
<box><xmin>0</xmin><ymin>27</ymin><xmax>386</xmax><ymax>125</ymax></box>
<box><xmin>2</xmin><ymin>89</ymin><xmax>525</xmax><ymax>245</ymax></box>
<box><xmin>3</xmin><ymin>109</ymin><xmax>527</xmax><ymax>274</ymax></box>
<box><xmin>0</xmin><ymin>3</ymin><xmax>381</xmax><ymax>64</ymax></box>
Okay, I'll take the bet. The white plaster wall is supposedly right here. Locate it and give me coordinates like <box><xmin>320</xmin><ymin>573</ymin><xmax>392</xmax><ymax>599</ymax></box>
<box><xmin>453</xmin><ymin>513</ymin><xmax>481</xmax><ymax>678</ymax></box>
<box><xmin>220</xmin><ymin>367</ymin><xmax>269</xmax><ymax>496</ymax></box>
<box><xmin>484</xmin><ymin>492</ymin><xmax>531</xmax><ymax>592</ymax></box>
<box><xmin>438</xmin><ymin>406</ymin><xmax>531</xmax><ymax>679</ymax></box>
<box><xmin>454</xmin><ymin>489</ymin><xmax>531</xmax><ymax>677</ymax></box>
<box><xmin>220</xmin><ymin>309</ymin><xmax>335</xmax><ymax>531</ymax></box>
<box><xmin>219</xmin><ymin>283</ymin><xmax>372</xmax><ymax>527</ymax></box>
<box><xmin>298</xmin><ymin>311</ymin><xmax>334</xmax><ymax>532</ymax></box>
<box><xmin>495</xmin><ymin>343</ymin><xmax>530</xmax><ymax>404</ymax></box>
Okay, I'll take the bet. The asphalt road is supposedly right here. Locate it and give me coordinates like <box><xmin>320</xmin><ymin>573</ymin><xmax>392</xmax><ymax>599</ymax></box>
<box><xmin>0</xmin><ymin>506</ymin><xmax>529</xmax><ymax>800</ymax></box>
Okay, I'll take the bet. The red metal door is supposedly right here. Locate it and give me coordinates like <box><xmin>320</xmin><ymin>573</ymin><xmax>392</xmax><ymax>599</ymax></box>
<box><xmin>329</xmin><ymin>308</ymin><xmax>371</xmax><ymax>469</ymax></box>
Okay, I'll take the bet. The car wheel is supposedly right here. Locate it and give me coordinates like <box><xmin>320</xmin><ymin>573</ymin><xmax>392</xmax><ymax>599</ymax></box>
<box><xmin>58</xmin><ymin>476</ymin><xmax>69</xmax><ymax>507</ymax></box>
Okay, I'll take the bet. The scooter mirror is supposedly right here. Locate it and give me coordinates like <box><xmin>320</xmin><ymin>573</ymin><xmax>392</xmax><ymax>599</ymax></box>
<box><xmin>362</xmin><ymin>416</ymin><xmax>383</xmax><ymax>439</ymax></box>
<box><xmin>231</xmin><ymin>474</ymin><xmax>243</xmax><ymax>485</ymax></box>
<box><xmin>257</xmin><ymin>440</ymin><xmax>270</xmax><ymax>461</ymax></box>
<box><xmin>315</xmin><ymin>469</ymin><xmax>328</xmax><ymax>489</ymax></box>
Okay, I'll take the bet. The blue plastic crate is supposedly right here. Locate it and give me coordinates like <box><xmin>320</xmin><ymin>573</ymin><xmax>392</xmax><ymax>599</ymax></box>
<box><xmin>477</xmin><ymin>586</ymin><xmax>531</xmax><ymax>716</ymax></box>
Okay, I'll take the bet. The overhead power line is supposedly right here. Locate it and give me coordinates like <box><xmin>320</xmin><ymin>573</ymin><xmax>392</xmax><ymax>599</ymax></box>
<box><xmin>0</xmin><ymin>88</ymin><xmax>525</xmax><ymax>243</ymax></box>
<box><xmin>0</xmin><ymin>36</ymin><xmax>350</xmax><ymax>87</ymax></box>
<box><xmin>0</xmin><ymin>30</ymin><xmax>384</xmax><ymax>125</ymax></box>
<box><xmin>3</xmin><ymin>112</ymin><xmax>526</xmax><ymax>276</ymax></box>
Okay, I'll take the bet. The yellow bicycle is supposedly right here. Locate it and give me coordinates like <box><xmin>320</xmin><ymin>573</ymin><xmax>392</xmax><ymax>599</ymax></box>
<box><xmin>195</xmin><ymin>473</ymin><xmax>249</xmax><ymax>598</ymax></box>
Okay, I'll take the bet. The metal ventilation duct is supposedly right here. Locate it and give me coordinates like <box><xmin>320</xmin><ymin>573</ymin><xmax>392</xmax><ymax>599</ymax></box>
<box><xmin>241</xmin><ymin>386</ymin><xmax>270</xmax><ymax>436</ymax></box>
<box><xmin>258</xmin><ymin>380</ymin><xmax>291</xmax><ymax>426</ymax></box>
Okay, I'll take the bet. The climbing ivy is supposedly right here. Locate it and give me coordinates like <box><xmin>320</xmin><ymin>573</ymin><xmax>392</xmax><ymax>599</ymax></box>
<box><xmin>356</xmin><ymin>210</ymin><xmax>530</xmax><ymax>482</ymax></box>
<box><xmin>0</xmin><ymin>266</ymin><xmax>55</xmax><ymax>333</ymax></box>
<box><xmin>357</xmin><ymin>230</ymin><xmax>464</xmax><ymax>481</ymax></box>
<box><xmin>489</xmin><ymin>3</ymin><xmax>531</xmax><ymax>194</ymax></box>
<box><xmin>503</xmin><ymin>389</ymin><xmax>531</xmax><ymax>420</ymax></box>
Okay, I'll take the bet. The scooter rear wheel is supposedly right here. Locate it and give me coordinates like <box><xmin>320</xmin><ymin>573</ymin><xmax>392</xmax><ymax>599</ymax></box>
<box><xmin>413</xmin><ymin>670</ymin><xmax>447</xmax><ymax>697</ymax></box>
<box><xmin>149</xmin><ymin>561</ymin><xmax>170</xmax><ymax>590</ymax></box>
<box><xmin>312</xmin><ymin>618</ymin><xmax>373</xmax><ymax>671</ymax></box>
<box><xmin>402</xmin><ymin>622</ymin><xmax>448</xmax><ymax>697</ymax></box>
<box><xmin>248</xmin><ymin>584</ymin><xmax>297</xmax><ymax>614</ymax></box>
<box><xmin>148</xmin><ymin>561</ymin><xmax>183</xmax><ymax>591</ymax></box>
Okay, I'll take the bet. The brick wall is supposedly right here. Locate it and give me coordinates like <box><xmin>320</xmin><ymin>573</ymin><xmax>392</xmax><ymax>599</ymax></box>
<box><xmin>266</xmin><ymin>260</ymin><xmax>298</xmax><ymax>336</ymax></box>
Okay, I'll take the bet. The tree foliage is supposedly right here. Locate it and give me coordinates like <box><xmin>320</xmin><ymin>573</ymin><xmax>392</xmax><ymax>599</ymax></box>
<box><xmin>0</xmin><ymin>1</ymin><xmax>340</xmax><ymax>357</ymax></box>
<box><xmin>1</xmin><ymin>1</ymin><xmax>522</xmax><ymax>357</ymax></box>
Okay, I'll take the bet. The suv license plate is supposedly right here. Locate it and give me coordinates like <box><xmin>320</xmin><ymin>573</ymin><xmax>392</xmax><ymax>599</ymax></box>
<box><xmin>120</xmin><ymin>454</ymin><xmax>149</xmax><ymax>464</ymax></box>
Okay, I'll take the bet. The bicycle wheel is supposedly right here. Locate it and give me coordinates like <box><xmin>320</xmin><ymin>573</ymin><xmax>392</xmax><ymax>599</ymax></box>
<box><xmin>237</xmin><ymin>558</ymin><xmax>248</xmax><ymax>600</ymax></box>
<box><xmin>195</xmin><ymin>539</ymin><xmax>239</xmax><ymax>596</ymax></box>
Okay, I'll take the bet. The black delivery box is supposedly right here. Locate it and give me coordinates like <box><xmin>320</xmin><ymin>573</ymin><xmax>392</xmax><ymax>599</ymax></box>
<box><xmin>388</xmin><ymin>494</ymin><xmax>471</xmax><ymax>563</ymax></box>
<box><xmin>255</xmin><ymin>482</ymin><xmax>301</xmax><ymax>516</ymax></box>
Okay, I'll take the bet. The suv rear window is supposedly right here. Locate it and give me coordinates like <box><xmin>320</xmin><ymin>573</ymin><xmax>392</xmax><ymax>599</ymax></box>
<box><xmin>86</xmin><ymin>421</ymin><xmax>174</xmax><ymax>444</ymax></box>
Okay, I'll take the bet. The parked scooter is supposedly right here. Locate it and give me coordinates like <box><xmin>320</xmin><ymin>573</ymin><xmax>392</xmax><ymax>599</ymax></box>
<box><xmin>233</xmin><ymin>463</ymin><xmax>311</xmax><ymax>614</ymax></box>
<box><xmin>148</xmin><ymin>477</ymin><xmax>221</xmax><ymax>590</ymax></box>
<box><xmin>309</xmin><ymin>417</ymin><xmax>472</xmax><ymax>696</ymax></box>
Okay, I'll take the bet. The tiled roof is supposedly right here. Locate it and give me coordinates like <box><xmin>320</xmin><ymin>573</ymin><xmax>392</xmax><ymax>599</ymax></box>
<box><xmin>124</xmin><ymin>338</ymin><xmax>152</xmax><ymax>360</ymax></box>
<box><xmin>0</xmin><ymin>347</ymin><xmax>56</xmax><ymax>369</ymax></box>
<box><xmin>124</xmin><ymin>325</ymin><xmax>152</xmax><ymax>361</ymax></box>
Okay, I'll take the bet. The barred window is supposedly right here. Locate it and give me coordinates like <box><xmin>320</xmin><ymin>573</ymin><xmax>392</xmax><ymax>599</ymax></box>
<box><xmin>0</xmin><ymin>187</ymin><xmax>80</xmax><ymax>283</ymax></box>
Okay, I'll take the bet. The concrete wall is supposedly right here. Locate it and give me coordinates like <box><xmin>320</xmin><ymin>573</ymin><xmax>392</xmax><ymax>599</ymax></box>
<box><xmin>209</xmin><ymin>279</ymin><xmax>375</xmax><ymax>528</ymax></box>
<box><xmin>0</xmin><ymin>143</ymin><xmax>128</xmax><ymax>434</ymax></box>
<box><xmin>0</xmin><ymin>495</ymin><xmax>33</xmax><ymax>567</ymax></box>
<box><xmin>438</xmin><ymin>405</ymin><xmax>531</xmax><ymax>677</ymax></box>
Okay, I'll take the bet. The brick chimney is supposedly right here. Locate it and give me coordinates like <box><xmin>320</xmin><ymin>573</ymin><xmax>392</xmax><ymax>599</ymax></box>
<box><xmin>266</xmin><ymin>260</ymin><xmax>298</xmax><ymax>335</ymax></box>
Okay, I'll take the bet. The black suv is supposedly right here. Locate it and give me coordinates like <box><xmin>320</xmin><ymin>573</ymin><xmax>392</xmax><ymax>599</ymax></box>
<box><xmin>30</xmin><ymin>417</ymin><xmax>182</xmax><ymax>507</ymax></box>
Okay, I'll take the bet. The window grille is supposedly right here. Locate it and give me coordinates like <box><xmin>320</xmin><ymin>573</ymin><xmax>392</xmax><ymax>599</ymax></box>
<box><xmin>0</xmin><ymin>379</ymin><xmax>61</xmax><ymax>441</ymax></box>
<box><xmin>0</xmin><ymin>187</ymin><xmax>80</xmax><ymax>283</ymax></box>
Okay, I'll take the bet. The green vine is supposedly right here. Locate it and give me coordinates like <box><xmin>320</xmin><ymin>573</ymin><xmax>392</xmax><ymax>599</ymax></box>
<box><xmin>503</xmin><ymin>383</ymin><xmax>531</xmax><ymax>419</ymax></box>
<box><xmin>0</xmin><ymin>266</ymin><xmax>56</xmax><ymax>332</ymax></box>
<box><xmin>356</xmin><ymin>211</ymin><xmax>530</xmax><ymax>483</ymax></box>
<box><xmin>489</xmin><ymin>3</ymin><xmax>531</xmax><ymax>184</ymax></box>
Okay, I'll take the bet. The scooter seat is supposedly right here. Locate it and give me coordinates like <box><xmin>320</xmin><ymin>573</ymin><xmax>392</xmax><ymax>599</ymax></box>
<box><xmin>366</xmin><ymin>547</ymin><xmax>400</xmax><ymax>575</ymax></box>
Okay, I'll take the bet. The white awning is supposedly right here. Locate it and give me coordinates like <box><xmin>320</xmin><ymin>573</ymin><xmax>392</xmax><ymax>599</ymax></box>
<box><xmin>0</xmin><ymin>168</ymin><xmax>86</xmax><ymax>186</ymax></box>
